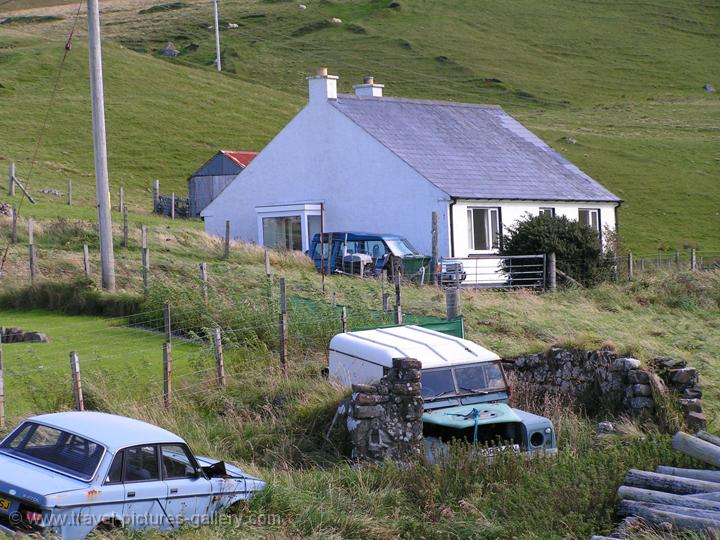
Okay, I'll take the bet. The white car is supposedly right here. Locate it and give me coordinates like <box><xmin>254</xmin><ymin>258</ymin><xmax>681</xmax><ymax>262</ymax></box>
<box><xmin>0</xmin><ymin>412</ymin><xmax>265</xmax><ymax>539</ymax></box>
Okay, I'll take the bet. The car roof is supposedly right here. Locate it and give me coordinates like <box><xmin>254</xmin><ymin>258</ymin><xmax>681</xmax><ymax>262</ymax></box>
<box><xmin>312</xmin><ymin>232</ymin><xmax>405</xmax><ymax>241</ymax></box>
<box><xmin>28</xmin><ymin>412</ymin><xmax>185</xmax><ymax>452</ymax></box>
<box><xmin>329</xmin><ymin>325</ymin><xmax>500</xmax><ymax>369</ymax></box>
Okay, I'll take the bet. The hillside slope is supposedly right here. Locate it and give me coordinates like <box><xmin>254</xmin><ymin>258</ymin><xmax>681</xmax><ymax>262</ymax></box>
<box><xmin>0</xmin><ymin>0</ymin><xmax>718</xmax><ymax>252</ymax></box>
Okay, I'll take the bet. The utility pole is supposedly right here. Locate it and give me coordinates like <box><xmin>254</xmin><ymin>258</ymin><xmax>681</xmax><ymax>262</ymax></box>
<box><xmin>87</xmin><ymin>0</ymin><xmax>116</xmax><ymax>291</ymax></box>
<box><xmin>213</xmin><ymin>0</ymin><xmax>221</xmax><ymax>72</ymax></box>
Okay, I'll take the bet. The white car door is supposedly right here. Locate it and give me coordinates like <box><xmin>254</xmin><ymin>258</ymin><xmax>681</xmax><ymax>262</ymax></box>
<box><xmin>160</xmin><ymin>444</ymin><xmax>212</xmax><ymax>527</ymax></box>
<box><xmin>122</xmin><ymin>445</ymin><xmax>171</xmax><ymax>531</ymax></box>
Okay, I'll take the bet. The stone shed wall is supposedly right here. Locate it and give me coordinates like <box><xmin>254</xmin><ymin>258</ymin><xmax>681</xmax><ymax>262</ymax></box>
<box><xmin>504</xmin><ymin>347</ymin><xmax>706</xmax><ymax>429</ymax></box>
<box><xmin>345</xmin><ymin>358</ymin><xmax>424</xmax><ymax>463</ymax></box>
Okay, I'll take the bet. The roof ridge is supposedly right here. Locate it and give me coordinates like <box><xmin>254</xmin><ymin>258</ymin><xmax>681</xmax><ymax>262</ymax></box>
<box><xmin>336</xmin><ymin>94</ymin><xmax>503</xmax><ymax>110</ymax></box>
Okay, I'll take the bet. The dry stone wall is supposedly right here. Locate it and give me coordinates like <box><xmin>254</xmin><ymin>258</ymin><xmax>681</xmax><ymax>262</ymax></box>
<box><xmin>504</xmin><ymin>347</ymin><xmax>706</xmax><ymax>429</ymax></box>
<box><xmin>344</xmin><ymin>358</ymin><xmax>424</xmax><ymax>464</ymax></box>
<box><xmin>1</xmin><ymin>327</ymin><xmax>50</xmax><ymax>343</ymax></box>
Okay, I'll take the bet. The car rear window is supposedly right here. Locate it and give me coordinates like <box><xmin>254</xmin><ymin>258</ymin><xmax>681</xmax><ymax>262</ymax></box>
<box><xmin>0</xmin><ymin>422</ymin><xmax>105</xmax><ymax>481</ymax></box>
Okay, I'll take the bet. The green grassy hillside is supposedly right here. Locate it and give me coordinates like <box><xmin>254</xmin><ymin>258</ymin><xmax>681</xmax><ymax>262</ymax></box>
<box><xmin>1</xmin><ymin>0</ymin><xmax>718</xmax><ymax>254</ymax></box>
<box><xmin>0</xmin><ymin>30</ymin><xmax>300</xmax><ymax>213</ymax></box>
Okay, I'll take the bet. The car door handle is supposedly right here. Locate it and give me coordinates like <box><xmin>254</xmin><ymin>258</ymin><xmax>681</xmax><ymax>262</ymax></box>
<box><xmin>170</xmin><ymin>488</ymin><xmax>178</xmax><ymax>494</ymax></box>
<box><xmin>127</xmin><ymin>492</ymin><xmax>136</xmax><ymax>498</ymax></box>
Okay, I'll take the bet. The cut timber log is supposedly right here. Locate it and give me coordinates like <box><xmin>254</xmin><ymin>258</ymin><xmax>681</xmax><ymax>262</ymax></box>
<box><xmin>617</xmin><ymin>499</ymin><xmax>720</xmax><ymax>530</ymax></box>
<box><xmin>620</xmin><ymin>500</ymin><xmax>720</xmax><ymax>522</ymax></box>
<box><xmin>618</xmin><ymin>485</ymin><xmax>720</xmax><ymax>512</ymax></box>
<box><xmin>697</xmin><ymin>431</ymin><xmax>720</xmax><ymax>448</ymax></box>
<box><xmin>686</xmin><ymin>492</ymin><xmax>720</xmax><ymax>502</ymax></box>
<box><xmin>657</xmin><ymin>466</ymin><xmax>720</xmax><ymax>483</ymax></box>
<box><xmin>624</xmin><ymin>469</ymin><xmax>720</xmax><ymax>494</ymax></box>
<box><xmin>673</xmin><ymin>432</ymin><xmax>720</xmax><ymax>468</ymax></box>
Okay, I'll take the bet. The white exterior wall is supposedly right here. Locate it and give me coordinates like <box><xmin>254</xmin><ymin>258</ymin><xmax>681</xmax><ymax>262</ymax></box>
<box><xmin>450</xmin><ymin>200</ymin><xmax>618</xmax><ymax>258</ymax></box>
<box><xmin>202</xmin><ymin>92</ymin><xmax>451</xmax><ymax>256</ymax></box>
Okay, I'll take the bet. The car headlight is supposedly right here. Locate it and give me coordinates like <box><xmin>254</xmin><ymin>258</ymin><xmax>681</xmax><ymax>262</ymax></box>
<box><xmin>530</xmin><ymin>432</ymin><xmax>544</xmax><ymax>447</ymax></box>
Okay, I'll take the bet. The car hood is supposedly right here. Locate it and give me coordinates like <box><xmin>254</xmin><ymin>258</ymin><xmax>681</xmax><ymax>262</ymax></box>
<box><xmin>195</xmin><ymin>456</ymin><xmax>263</xmax><ymax>483</ymax></box>
<box><xmin>0</xmin><ymin>453</ymin><xmax>88</xmax><ymax>503</ymax></box>
<box><xmin>422</xmin><ymin>403</ymin><xmax>522</xmax><ymax>429</ymax></box>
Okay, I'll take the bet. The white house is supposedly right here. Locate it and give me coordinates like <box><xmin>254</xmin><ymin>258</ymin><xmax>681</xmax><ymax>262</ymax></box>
<box><xmin>202</xmin><ymin>69</ymin><xmax>621</xmax><ymax>262</ymax></box>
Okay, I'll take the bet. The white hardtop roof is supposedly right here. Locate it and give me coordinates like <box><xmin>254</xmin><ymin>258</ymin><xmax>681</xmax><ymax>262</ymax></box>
<box><xmin>29</xmin><ymin>412</ymin><xmax>185</xmax><ymax>452</ymax></box>
<box><xmin>329</xmin><ymin>325</ymin><xmax>500</xmax><ymax>369</ymax></box>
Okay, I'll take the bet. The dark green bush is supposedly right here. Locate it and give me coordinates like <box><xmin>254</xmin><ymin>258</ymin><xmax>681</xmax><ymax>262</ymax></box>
<box><xmin>0</xmin><ymin>278</ymin><xmax>142</xmax><ymax>316</ymax></box>
<box><xmin>500</xmin><ymin>213</ymin><xmax>614</xmax><ymax>287</ymax></box>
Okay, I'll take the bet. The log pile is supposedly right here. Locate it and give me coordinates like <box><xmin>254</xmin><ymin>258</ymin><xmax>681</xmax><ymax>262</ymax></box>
<box><xmin>596</xmin><ymin>431</ymin><xmax>720</xmax><ymax>538</ymax></box>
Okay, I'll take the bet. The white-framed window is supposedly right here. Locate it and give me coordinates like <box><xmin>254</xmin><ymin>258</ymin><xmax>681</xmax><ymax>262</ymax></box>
<box><xmin>578</xmin><ymin>208</ymin><xmax>600</xmax><ymax>231</ymax></box>
<box><xmin>539</xmin><ymin>207</ymin><xmax>555</xmax><ymax>217</ymax></box>
<box><xmin>262</xmin><ymin>216</ymin><xmax>302</xmax><ymax>250</ymax></box>
<box><xmin>467</xmin><ymin>207</ymin><xmax>500</xmax><ymax>251</ymax></box>
<box><xmin>256</xmin><ymin>202</ymin><xmax>322</xmax><ymax>252</ymax></box>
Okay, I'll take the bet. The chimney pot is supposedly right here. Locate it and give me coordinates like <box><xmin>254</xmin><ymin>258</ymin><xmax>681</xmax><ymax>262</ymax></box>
<box><xmin>307</xmin><ymin>68</ymin><xmax>338</xmax><ymax>103</ymax></box>
<box><xmin>353</xmin><ymin>76</ymin><xmax>384</xmax><ymax>98</ymax></box>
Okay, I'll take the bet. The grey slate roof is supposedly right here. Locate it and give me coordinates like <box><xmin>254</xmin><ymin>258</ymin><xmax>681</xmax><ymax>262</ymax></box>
<box><xmin>331</xmin><ymin>95</ymin><xmax>621</xmax><ymax>202</ymax></box>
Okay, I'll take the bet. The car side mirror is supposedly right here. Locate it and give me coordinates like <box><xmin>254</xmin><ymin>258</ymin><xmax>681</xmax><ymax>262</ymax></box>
<box><xmin>193</xmin><ymin>468</ymin><xmax>204</xmax><ymax>479</ymax></box>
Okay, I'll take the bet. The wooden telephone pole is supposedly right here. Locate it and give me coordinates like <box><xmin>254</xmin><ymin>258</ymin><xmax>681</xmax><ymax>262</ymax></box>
<box><xmin>213</xmin><ymin>0</ymin><xmax>222</xmax><ymax>71</ymax></box>
<box><xmin>88</xmin><ymin>0</ymin><xmax>116</xmax><ymax>291</ymax></box>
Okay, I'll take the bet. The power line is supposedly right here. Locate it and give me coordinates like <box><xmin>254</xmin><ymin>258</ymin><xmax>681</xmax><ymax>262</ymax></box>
<box><xmin>0</xmin><ymin>0</ymin><xmax>84</xmax><ymax>278</ymax></box>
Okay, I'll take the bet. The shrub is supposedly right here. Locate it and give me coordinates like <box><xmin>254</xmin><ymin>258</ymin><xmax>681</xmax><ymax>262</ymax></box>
<box><xmin>500</xmin><ymin>213</ymin><xmax>614</xmax><ymax>287</ymax></box>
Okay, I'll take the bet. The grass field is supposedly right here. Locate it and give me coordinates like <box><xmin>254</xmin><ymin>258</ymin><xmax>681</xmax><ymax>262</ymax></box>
<box><xmin>0</xmin><ymin>308</ymin><xmax>207</xmax><ymax>417</ymax></box>
<box><xmin>1</xmin><ymin>0</ymin><xmax>718</xmax><ymax>254</ymax></box>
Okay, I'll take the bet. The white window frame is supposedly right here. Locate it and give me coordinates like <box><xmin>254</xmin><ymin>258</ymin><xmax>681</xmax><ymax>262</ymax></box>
<box><xmin>578</xmin><ymin>208</ymin><xmax>601</xmax><ymax>232</ymax></box>
<box><xmin>539</xmin><ymin>207</ymin><xmax>555</xmax><ymax>217</ymax></box>
<box><xmin>255</xmin><ymin>202</ymin><xmax>322</xmax><ymax>252</ymax></box>
<box><xmin>467</xmin><ymin>207</ymin><xmax>501</xmax><ymax>252</ymax></box>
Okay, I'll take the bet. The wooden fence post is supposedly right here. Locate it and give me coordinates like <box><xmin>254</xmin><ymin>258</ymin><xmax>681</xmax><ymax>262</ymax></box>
<box><xmin>83</xmin><ymin>244</ymin><xmax>90</xmax><ymax>278</ymax></box>
<box><xmin>382</xmin><ymin>269</ymin><xmax>389</xmax><ymax>313</ymax></box>
<box><xmin>699</xmin><ymin>255</ymin><xmax>703</xmax><ymax>270</ymax></box>
<box><xmin>690</xmin><ymin>248</ymin><xmax>697</xmax><ymax>271</ymax></box>
<box><xmin>141</xmin><ymin>225</ymin><xmax>149</xmax><ymax>294</ymax></box>
<box><xmin>341</xmin><ymin>306</ymin><xmax>348</xmax><ymax>333</ymax></box>
<box><xmin>163</xmin><ymin>342</ymin><xmax>172</xmax><ymax>409</ymax></box>
<box><xmin>119</xmin><ymin>186</ymin><xmax>124</xmax><ymax>213</ymax></box>
<box><xmin>393</xmin><ymin>260</ymin><xmax>402</xmax><ymax>325</ymax></box>
<box><xmin>153</xmin><ymin>179</ymin><xmax>160</xmax><ymax>212</ymax></box>
<box><xmin>163</xmin><ymin>302</ymin><xmax>172</xmax><ymax>409</ymax></box>
<box><xmin>70</xmin><ymin>352</ymin><xmax>84</xmax><ymax>411</ymax></box>
<box><xmin>224</xmin><ymin>220</ymin><xmax>230</xmax><ymax>259</ymax></box>
<box><xmin>11</xmin><ymin>205</ymin><xmax>17</xmax><ymax>244</ymax></box>
<box><xmin>278</xmin><ymin>278</ymin><xmax>288</xmax><ymax>377</ymax></box>
<box><xmin>28</xmin><ymin>219</ymin><xmax>35</xmax><ymax>283</ymax></box>
<box><xmin>213</xmin><ymin>328</ymin><xmax>226</xmax><ymax>387</ymax></box>
<box><xmin>170</xmin><ymin>192</ymin><xmax>175</xmax><ymax>220</ymax></box>
<box><xmin>8</xmin><ymin>162</ymin><xmax>15</xmax><ymax>196</ymax></box>
<box><xmin>199</xmin><ymin>262</ymin><xmax>208</xmax><ymax>303</ymax></box>
<box><xmin>0</xmin><ymin>333</ymin><xmax>5</xmax><ymax>429</ymax></box>
<box><xmin>675</xmin><ymin>250</ymin><xmax>680</xmax><ymax>269</ymax></box>
<box><xmin>122</xmin><ymin>207</ymin><xmax>129</xmax><ymax>248</ymax></box>
<box><xmin>431</xmin><ymin>211</ymin><xmax>438</xmax><ymax>285</ymax></box>
<box><xmin>655</xmin><ymin>253</ymin><xmax>660</xmax><ymax>269</ymax></box>
<box><xmin>67</xmin><ymin>179</ymin><xmax>72</xmax><ymax>206</ymax></box>
<box><xmin>265</xmin><ymin>250</ymin><xmax>271</xmax><ymax>276</ymax></box>
<box><xmin>628</xmin><ymin>252</ymin><xmax>634</xmax><ymax>281</ymax></box>
<box><xmin>548</xmin><ymin>252</ymin><xmax>557</xmax><ymax>290</ymax></box>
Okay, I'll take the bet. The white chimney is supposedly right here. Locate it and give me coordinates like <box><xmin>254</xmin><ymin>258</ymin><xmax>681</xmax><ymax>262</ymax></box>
<box><xmin>307</xmin><ymin>67</ymin><xmax>338</xmax><ymax>103</ymax></box>
<box><xmin>353</xmin><ymin>76</ymin><xmax>384</xmax><ymax>97</ymax></box>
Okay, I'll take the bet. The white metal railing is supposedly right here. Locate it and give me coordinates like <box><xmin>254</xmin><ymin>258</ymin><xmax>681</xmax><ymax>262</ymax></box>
<box><xmin>439</xmin><ymin>254</ymin><xmax>547</xmax><ymax>289</ymax></box>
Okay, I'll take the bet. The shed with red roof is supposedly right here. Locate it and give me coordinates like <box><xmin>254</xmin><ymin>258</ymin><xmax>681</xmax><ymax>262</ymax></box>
<box><xmin>188</xmin><ymin>150</ymin><xmax>257</xmax><ymax>217</ymax></box>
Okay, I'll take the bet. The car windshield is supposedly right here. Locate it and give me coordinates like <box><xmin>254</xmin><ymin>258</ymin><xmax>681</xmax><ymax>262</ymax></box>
<box><xmin>385</xmin><ymin>238</ymin><xmax>419</xmax><ymax>257</ymax></box>
<box><xmin>0</xmin><ymin>422</ymin><xmax>105</xmax><ymax>481</ymax></box>
<box><xmin>421</xmin><ymin>362</ymin><xmax>508</xmax><ymax>400</ymax></box>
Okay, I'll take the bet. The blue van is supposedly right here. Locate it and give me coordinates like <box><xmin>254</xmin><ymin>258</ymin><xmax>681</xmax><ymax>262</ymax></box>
<box><xmin>308</xmin><ymin>232</ymin><xmax>432</xmax><ymax>280</ymax></box>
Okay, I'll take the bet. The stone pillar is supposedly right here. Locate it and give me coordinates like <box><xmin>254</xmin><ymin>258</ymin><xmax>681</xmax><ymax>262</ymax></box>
<box><xmin>346</xmin><ymin>358</ymin><xmax>424</xmax><ymax>464</ymax></box>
